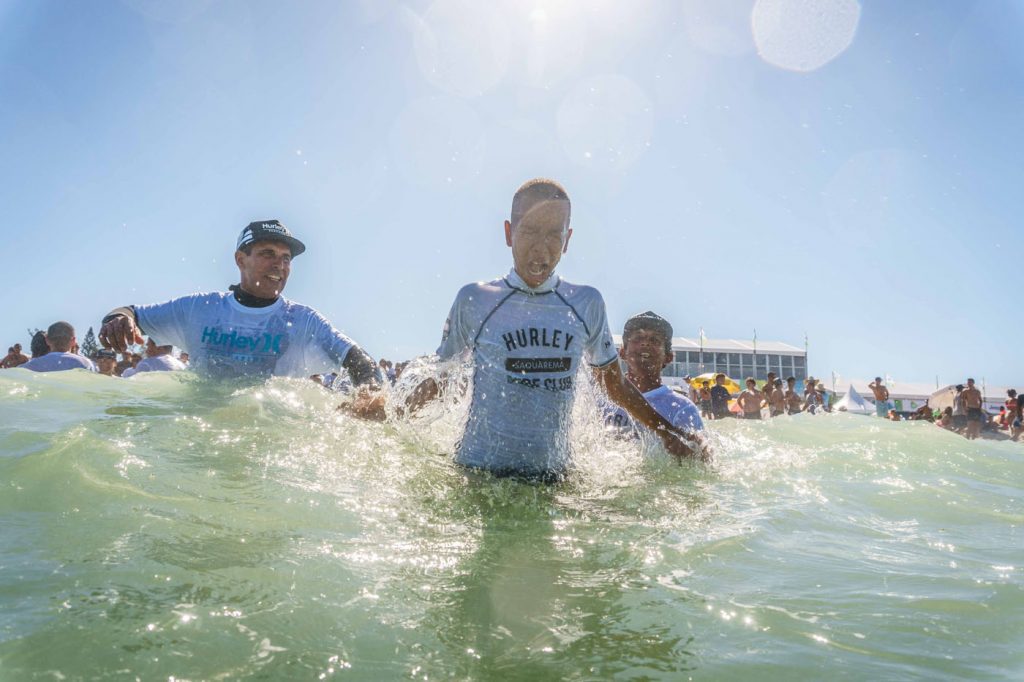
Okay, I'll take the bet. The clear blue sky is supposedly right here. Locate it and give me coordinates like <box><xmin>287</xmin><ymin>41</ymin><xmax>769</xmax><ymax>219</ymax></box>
<box><xmin>2</xmin><ymin>0</ymin><xmax>1021</xmax><ymax>387</ymax></box>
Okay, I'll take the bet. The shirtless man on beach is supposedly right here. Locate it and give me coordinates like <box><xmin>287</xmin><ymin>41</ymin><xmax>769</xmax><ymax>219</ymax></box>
<box><xmin>868</xmin><ymin>377</ymin><xmax>890</xmax><ymax>418</ymax></box>
<box><xmin>784</xmin><ymin>376</ymin><xmax>802</xmax><ymax>414</ymax></box>
<box><xmin>962</xmin><ymin>378</ymin><xmax>984</xmax><ymax>440</ymax></box>
<box><xmin>762</xmin><ymin>371</ymin><xmax>776</xmax><ymax>402</ymax></box>
<box><xmin>350</xmin><ymin>178</ymin><xmax>707</xmax><ymax>478</ymax></box>
<box><xmin>737</xmin><ymin>378</ymin><xmax>764</xmax><ymax>419</ymax></box>
<box><xmin>768</xmin><ymin>378</ymin><xmax>786</xmax><ymax>417</ymax></box>
<box><xmin>0</xmin><ymin>344</ymin><xmax>29</xmax><ymax>368</ymax></box>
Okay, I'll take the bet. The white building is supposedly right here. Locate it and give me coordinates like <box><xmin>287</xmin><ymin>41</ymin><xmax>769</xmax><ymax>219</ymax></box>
<box><xmin>612</xmin><ymin>335</ymin><xmax>808</xmax><ymax>385</ymax></box>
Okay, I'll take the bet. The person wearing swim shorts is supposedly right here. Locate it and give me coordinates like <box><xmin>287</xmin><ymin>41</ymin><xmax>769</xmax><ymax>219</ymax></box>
<box><xmin>98</xmin><ymin>220</ymin><xmax>380</xmax><ymax>384</ymax></box>
<box><xmin>605</xmin><ymin>311</ymin><xmax>704</xmax><ymax>437</ymax></box>
<box><xmin>351</xmin><ymin>179</ymin><xmax>707</xmax><ymax>478</ymax></box>
<box><xmin>962</xmin><ymin>378</ymin><xmax>983</xmax><ymax>440</ymax></box>
<box><xmin>869</xmin><ymin>377</ymin><xmax>890</xmax><ymax>417</ymax></box>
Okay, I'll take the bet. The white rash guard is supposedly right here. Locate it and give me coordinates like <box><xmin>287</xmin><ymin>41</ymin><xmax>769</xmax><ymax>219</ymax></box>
<box><xmin>134</xmin><ymin>292</ymin><xmax>356</xmax><ymax>380</ymax></box>
<box><xmin>437</xmin><ymin>269</ymin><xmax>618</xmax><ymax>476</ymax></box>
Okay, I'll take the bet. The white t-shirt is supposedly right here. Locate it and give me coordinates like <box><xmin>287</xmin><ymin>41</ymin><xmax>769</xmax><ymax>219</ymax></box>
<box><xmin>134</xmin><ymin>292</ymin><xmax>356</xmax><ymax>379</ymax></box>
<box><xmin>437</xmin><ymin>269</ymin><xmax>618</xmax><ymax>476</ymax></box>
<box><xmin>121</xmin><ymin>354</ymin><xmax>187</xmax><ymax>378</ymax></box>
<box><xmin>607</xmin><ymin>385</ymin><xmax>705</xmax><ymax>435</ymax></box>
<box><xmin>21</xmin><ymin>352</ymin><xmax>97</xmax><ymax>373</ymax></box>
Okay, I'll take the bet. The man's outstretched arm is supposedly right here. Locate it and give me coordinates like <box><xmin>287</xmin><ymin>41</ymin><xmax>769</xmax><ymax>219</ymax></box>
<box><xmin>345</xmin><ymin>376</ymin><xmax>440</xmax><ymax>421</ymax></box>
<box><xmin>594</xmin><ymin>360</ymin><xmax>710</xmax><ymax>462</ymax></box>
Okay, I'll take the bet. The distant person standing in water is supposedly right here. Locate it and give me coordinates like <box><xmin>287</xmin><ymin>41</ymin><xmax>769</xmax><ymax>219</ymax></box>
<box><xmin>868</xmin><ymin>377</ymin><xmax>890</xmax><ymax>417</ymax></box>
<box><xmin>709</xmin><ymin>373</ymin><xmax>731</xmax><ymax>420</ymax></box>
<box><xmin>768</xmin><ymin>378</ymin><xmax>786</xmax><ymax>417</ymax></box>
<box><xmin>29</xmin><ymin>331</ymin><xmax>49</xmax><ymax>359</ymax></box>
<box><xmin>350</xmin><ymin>178</ymin><xmax>708</xmax><ymax>478</ymax></box>
<box><xmin>698</xmin><ymin>380</ymin><xmax>712</xmax><ymax>419</ymax></box>
<box><xmin>0</xmin><ymin>343</ymin><xmax>29</xmax><ymax>368</ymax></box>
<box><xmin>737</xmin><ymin>378</ymin><xmax>764</xmax><ymax>419</ymax></box>
<box><xmin>951</xmin><ymin>384</ymin><xmax>967</xmax><ymax>433</ymax></box>
<box><xmin>962</xmin><ymin>378</ymin><xmax>983</xmax><ymax>440</ymax></box>
<box><xmin>98</xmin><ymin>220</ymin><xmax>380</xmax><ymax>385</ymax></box>
<box><xmin>21</xmin><ymin>322</ymin><xmax>96</xmax><ymax>373</ymax></box>
<box><xmin>95</xmin><ymin>349</ymin><xmax>118</xmax><ymax>376</ymax></box>
<box><xmin>784</xmin><ymin>376</ymin><xmax>802</xmax><ymax>415</ymax></box>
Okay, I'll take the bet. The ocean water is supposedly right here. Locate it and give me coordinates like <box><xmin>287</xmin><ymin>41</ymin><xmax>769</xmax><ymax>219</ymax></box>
<box><xmin>1</xmin><ymin>369</ymin><xmax>1021</xmax><ymax>681</ymax></box>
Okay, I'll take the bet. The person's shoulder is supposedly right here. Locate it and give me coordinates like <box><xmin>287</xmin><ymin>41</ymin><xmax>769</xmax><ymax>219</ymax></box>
<box><xmin>555</xmin><ymin>277</ymin><xmax>603</xmax><ymax>300</ymax></box>
<box><xmin>280</xmin><ymin>296</ymin><xmax>323</xmax><ymax>318</ymax></box>
<box><xmin>451</xmin><ymin>277</ymin><xmax>508</xmax><ymax>303</ymax></box>
<box><xmin>167</xmin><ymin>291</ymin><xmax>228</xmax><ymax>305</ymax></box>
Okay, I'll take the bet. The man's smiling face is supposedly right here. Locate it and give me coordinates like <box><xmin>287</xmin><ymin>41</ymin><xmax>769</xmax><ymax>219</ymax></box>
<box><xmin>235</xmin><ymin>240</ymin><xmax>292</xmax><ymax>298</ymax></box>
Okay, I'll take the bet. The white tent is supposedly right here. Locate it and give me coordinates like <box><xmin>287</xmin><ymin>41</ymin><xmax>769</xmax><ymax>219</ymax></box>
<box><xmin>833</xmin><ymin>384</ymin><xmax>875</xmax><ymax>415</ymax></box>
<box><xmin>929</xmin><ymin>385</ymin><xmax>957</xmax><ymax>412</ymax></box>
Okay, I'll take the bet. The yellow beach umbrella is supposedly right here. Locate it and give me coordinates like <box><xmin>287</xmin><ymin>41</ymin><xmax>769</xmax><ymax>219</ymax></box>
<box><xmin>688</xmin><ymin>373</ymin><xmax>741</xmax><ymax>394</ymax></box>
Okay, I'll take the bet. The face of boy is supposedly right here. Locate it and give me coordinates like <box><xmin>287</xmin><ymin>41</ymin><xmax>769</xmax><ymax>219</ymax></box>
<box><xmin>619</xmin><ymin>328</ymin><xmax>671</xmax><ymax>374</ymax></box>
<box><xmin>505</xmin><ymin>200</ymin><xmax>572</xmax><ymax>288</ymax></box>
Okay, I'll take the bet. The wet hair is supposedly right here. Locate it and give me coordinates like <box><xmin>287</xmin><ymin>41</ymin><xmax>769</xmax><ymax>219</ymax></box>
<box><xmin>30</xmin><ymin>331</ymin><xmax>49</xmax><ymax>358</ymax></box>
<box><xmin>622</xmin><ymin>311</ymin><xmax>673</xmax><ymax>354</ymax></box>
<box><xmin>786</xmin><ymin>376</ymin><xmax>796</xmax><ymax>383</ymax></box>
<box><xmin>45</xmin><ymin>321</ymin><xmax>74</xmax><ymax>352</ymax></box>
<box><xmin>1008</xmin><ymin>389</ymin><xmax>1017</xmax><ymax>398</ymax></box>
<box><xmin>510</xmin><ymin>178</ymin><xmax>571</xmax><ymax>230</ymax></box>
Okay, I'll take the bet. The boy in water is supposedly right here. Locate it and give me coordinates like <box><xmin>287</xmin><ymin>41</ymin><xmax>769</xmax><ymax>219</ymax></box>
<box><xmin>352</xmin><ymin>179</ymin><xmax>707</xmax><ymax>478</ymax></box>
<box><xmin>606</xmin><ymin>311</ymin><xmax>704</xmax><ymax>437</ymax></box>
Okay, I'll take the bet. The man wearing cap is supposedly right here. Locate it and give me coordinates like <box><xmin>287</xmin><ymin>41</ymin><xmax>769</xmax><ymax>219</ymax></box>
<box><xmin>98</xmin><ymin>220</ymin><xmax>380</xmax><ymax>384</ymax></box>
<box><xmin>606</xmin><ymin>311</ymin><xmax>704</xmax><ymax>437</ymax></box>
<box><xmin>350</xmin><ymin>179</ymin><xmax>708</xmax><ymax>477</ymax></box>
<box><xmin>95</xmin><ymin>349</ymin><xmax>118</xmax><ymax>376</ymax></box>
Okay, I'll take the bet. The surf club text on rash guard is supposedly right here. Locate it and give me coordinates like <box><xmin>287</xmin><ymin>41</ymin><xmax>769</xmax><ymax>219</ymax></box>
<box><xmin>134</xmin><ymin>292</ymin><xmax>356</xmax><ymax>379</ymax></box>
<box><xmin>436</xmin><ymin>269</ymin><xmax>619</xmax><ymax>476</ymax></box>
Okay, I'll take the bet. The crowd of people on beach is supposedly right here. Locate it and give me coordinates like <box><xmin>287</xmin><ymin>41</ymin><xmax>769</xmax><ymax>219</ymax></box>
<box><xmin>3</xmin><ymin>178</ymin><xmax>1018</xmax><ymax>479</ymax></box>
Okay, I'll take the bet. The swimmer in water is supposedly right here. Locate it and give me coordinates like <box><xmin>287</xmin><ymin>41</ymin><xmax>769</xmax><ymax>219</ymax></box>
<box><xmin>351</xmin><ymin>178</ymin><xmax>708</xmax><ymax>479</ymax></box>
<box><xmin>98</xmin><ymin>220</ymin><xmax>380</xmax><ymax>383</ymax></box>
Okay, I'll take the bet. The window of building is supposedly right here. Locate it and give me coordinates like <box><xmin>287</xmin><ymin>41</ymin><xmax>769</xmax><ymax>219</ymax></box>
<box><xmin>794</xmin><ymin>356</ymin><xmax>806</xmax><ymax>369</ymax></box>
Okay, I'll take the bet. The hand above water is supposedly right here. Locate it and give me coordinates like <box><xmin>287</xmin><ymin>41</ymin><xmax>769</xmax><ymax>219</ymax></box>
<box><xmin>99</xmin><ymin>314</ymin><xmax>144</xmax><ymax>352</ymax></box>
<box><xmin>339</xmin><ymin>389</ymin><xmax>388</xmax><ymax>422</ymax></box>
<box><xmin>657</xmin><ymin>427</ymin><xmax>712</xmax><ymax>463</ymax></box>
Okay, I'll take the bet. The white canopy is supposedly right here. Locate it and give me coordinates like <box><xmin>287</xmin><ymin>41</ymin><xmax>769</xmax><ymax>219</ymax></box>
<box><xmin>833</xmin><ymin>384</ymin><xmax>875</xmax><ymax>415</ymax></box>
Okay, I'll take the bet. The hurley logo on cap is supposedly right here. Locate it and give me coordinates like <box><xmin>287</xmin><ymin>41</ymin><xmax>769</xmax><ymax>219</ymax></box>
<box><xmin>236</xmin><ymin>219</ymin><xmax>306</xmax><ymax>256</ymax></box>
